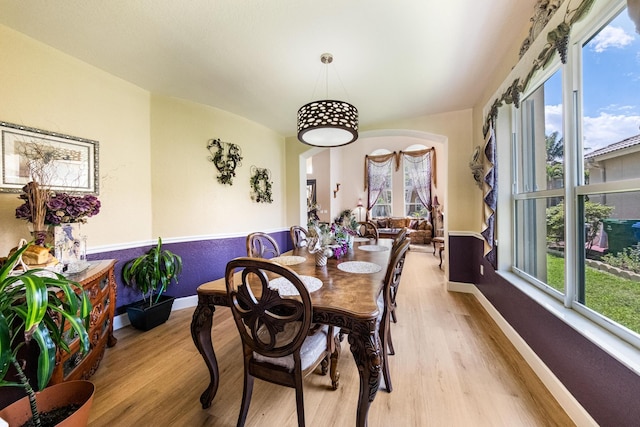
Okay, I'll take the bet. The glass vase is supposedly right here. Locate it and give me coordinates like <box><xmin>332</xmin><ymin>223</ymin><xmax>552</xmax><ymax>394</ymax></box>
<box><xmin>54</xmin><ymin>223</ymin><xmax>89</xmax><ymax>274</ymax></box>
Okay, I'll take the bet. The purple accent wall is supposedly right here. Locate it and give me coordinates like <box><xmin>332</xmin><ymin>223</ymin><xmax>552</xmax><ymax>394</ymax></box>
<box><xmin>449</xmin><ymin>234</ymin><xmax>640</xmax><ymax>427</ymax></box>
<box><xmin>87</xmin><ymin>230</ymin><xmax>291</xmax><ymax>315</ymax></box>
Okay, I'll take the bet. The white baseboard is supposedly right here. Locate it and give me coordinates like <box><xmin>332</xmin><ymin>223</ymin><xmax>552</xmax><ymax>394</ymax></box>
<box><xmin>448</xmin><ymin>282</ymin><xmax>597</xmax><ymax>427</ymax></box>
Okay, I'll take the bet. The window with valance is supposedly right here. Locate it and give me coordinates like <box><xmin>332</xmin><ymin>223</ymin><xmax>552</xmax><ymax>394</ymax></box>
<box><xmin>365</xmin><ymin>147</ymin><xmax>436</xmax><ymax>219</ymax></box>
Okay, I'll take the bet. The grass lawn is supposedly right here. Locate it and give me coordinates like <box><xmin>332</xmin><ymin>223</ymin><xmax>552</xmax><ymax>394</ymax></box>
<box><xmin>547</xmin><ymin>254</ymin><xmax>640</xmax><ymax>334</ymax></box>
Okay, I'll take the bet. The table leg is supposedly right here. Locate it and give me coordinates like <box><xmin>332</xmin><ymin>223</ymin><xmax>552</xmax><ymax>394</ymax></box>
<box><xmin>347</xmin><ymin>319</ymin><xmax>381</xmax><ymax>427</ymax></box>
<box><xmin>190</xmin><ymin>295</ymin><xmax>219</xmax><ymax>409</ymax></box>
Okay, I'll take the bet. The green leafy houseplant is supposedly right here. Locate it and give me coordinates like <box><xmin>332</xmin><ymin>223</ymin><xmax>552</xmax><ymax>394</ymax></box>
<box><xmin>122</xmin><ymin>237</ymin><xmax>183</xmax><ymax>308</ymax></box>
<box><xmin>0</xmin><ymin>243</ymin><xmax>92</xmax><ymax>426</ymax></box>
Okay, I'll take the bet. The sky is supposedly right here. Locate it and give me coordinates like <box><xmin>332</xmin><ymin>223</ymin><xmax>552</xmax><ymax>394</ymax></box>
<box><xmin>544</xmin><ymin>7</ymin><xmax>639</xmax><ymax>153</ymax></box>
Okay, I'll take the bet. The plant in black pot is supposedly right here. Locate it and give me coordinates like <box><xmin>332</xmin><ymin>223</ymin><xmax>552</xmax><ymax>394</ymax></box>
<box><xmin>0</xmin><ymin>243</ymin><xmax>95</xmax><ymax>427</ymax></box>
<box><xmin>122</xmin><ymin>237</ymin><xmax>183</xmax><ymax>331</ymax></box>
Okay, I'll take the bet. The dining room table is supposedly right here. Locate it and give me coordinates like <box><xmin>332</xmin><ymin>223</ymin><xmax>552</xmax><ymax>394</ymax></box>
<box><xmin>190</xmin><ymin>237</ymin><xmax>394</xmax><ymax>427</ymax></box>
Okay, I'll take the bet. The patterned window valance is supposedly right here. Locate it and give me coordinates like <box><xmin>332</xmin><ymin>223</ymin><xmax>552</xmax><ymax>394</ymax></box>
<box><xmin>363</xmin><ymin>148</ymin><xmax>437</xmax><ymax>189</ymax></box>
<box><xmin>400</xmin><ymin>148</ymin><xmax>437</xmax><ymax>188</ymax></box>
<box><xmin>364</xmin><ymin>152</ymin><xmax>399</xmax><ymax>191</ymax></box>
<box><xmin>483</xmin><ymin>0</ymin><xmax>596</xmax><ymax>133</ymax></box>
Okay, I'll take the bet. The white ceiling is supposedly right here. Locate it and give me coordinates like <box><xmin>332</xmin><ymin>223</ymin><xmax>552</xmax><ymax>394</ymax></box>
<box><xmin>0</xmin><ymin>1</ymin><xmax>537</xmax><ymax>138</ymax></box>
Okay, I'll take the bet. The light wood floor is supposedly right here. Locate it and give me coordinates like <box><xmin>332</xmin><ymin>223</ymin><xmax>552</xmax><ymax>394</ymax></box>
<box><xmin>88</xmin><ymin>248</ymin><xmax>575</xmax><ymax>427</ymax></box>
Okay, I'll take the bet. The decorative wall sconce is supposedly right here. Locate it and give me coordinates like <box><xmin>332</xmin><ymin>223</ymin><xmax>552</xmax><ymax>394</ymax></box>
<box><xmin>469</xmin><ymin>145</ymin><xmax>484</xmax><ymax>189</ymax></box>
<box><xmin>206</xmin><ymin>138</ymin><xmax>243</xmax><ymax>185</ymax></box>
<box><xmin>333</xmin><ymin>183</ymin><xmax>341</xmax><ymax>198</ymax></box>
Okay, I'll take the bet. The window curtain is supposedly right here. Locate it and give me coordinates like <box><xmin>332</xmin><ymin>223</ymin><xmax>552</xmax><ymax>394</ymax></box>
<box><xmin>401</xmin><ymin>148</ymin><xmax>436</xmax><ymax>213</ymax></box>
<box><xmin>364</xmin><ymin>153</ymin><xmax>398</xmax><ymax>219</ymax></box>
<box><xmin>479</xmin><ymin>0</ymin><xmax>597</xmax><ymax>270</ymax></box>
<box><xmin>481</xmin><ymin>120</ymin><xmax>497</xmax><ymax>269</ymax></box>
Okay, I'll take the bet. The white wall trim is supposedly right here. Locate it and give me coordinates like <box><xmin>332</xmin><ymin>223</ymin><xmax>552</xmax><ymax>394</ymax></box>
<box><xmin>448</xmin><ymin>283</ymin><xmax>597</xmax><ymax>427</ymax></box>
<box><xmin>88</xmin><ymin>227</ymin><xmax>290</xmax><ymax>255</ymax></box>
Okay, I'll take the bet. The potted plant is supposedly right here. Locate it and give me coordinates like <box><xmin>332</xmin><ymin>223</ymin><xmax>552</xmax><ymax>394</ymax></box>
<box><xmin>0</xmin><ymin>243</ymin><xmax>95</xmax><ymax>426</ymax></box>
<box><xmin>122</xmin><ymin>237</ymin><xmax>183</xmax><ymax>331</ymax></box>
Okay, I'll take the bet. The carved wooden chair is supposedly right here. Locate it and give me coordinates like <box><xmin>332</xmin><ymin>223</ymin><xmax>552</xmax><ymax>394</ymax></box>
<box><xmin>392</xmin><ymin>227</ymin><xmax>409</xmax><ymax>250</ymax></box>
<box><xmin>378</xmin><ymin>238</ymin><xmax>411</xmax><ymax>393</ymax></box>
<box><xmin>246</xmin><ymin>232</ymin><xmax>281</xmax><ymax>259</ymax></box>
<box><xmin>289</xmin><ymin>225</ymin><xmax>309</xmax><ymax>249</ymax></box>
<box><xmin>357</xmin><ymin>220</ymin><xmax>379</xmax><ymax>241</ymax></box>
<box><xmin>225</xmin><ymin>257</ymin><xmax>340</xmax><ymax>427</ymax></box>
<box><xmin>389</xmin><ymin>227</ymin><xmax>409</xmax><ymax>324</ymax></box>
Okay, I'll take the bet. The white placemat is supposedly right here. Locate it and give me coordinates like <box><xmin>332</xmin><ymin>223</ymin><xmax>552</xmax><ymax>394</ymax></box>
<box><xmin>358</xmin><ymin>245</ymin><xmax>389</xmax><ymax>252</ymax></box>
<box><xmin>270</xmin><ymin>255</ymin><xmax>307</xmax><ymax>266</ymax></box>
<box><xmin>337</xmin><ymin>261</ymin><xmax>382</xmax><ymax>274</ymax></box>
<box><xmin>353</xmin><ymin>237</ymin><xmax>370</xmax><ymax>242</ymax></box>
<box><xmin>268</xmin><ymin>275</ymin><xmax>322</xmax><ymax>296</ymax></box>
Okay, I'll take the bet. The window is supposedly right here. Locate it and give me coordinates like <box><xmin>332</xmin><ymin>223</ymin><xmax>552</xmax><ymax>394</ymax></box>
<box><xmin>403</xmin><ymin>145</ymin><xmax>432</xmax><ymax>217</ymax></box>
<box><xmin>511</xmin><ymin>3</ymin><xmax>640</xmax><ymax>346</ymax></box>
<box><xmin>367</xmin><ymin>149</ymin><xmax>393</xmax><ymax>218</ymax></box>
<box><xmin>371</xmin><ymin>167</ymin><xmax>392</xmax><ymax>218</ymax></box>
<box><xmin>514</xmin><ymin>68</ymin><xmax>565</xmax><ymax>295</ymax></box>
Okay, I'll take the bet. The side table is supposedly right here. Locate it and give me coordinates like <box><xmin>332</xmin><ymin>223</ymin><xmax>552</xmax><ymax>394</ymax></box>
<box><xmin>49</xmin><ymin>259</ymin><xmax>118</xmax><ymax>385</ymax></box>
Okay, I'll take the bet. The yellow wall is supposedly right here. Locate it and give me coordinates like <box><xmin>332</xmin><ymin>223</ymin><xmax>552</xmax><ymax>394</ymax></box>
<box><xmin>0</xmin><ymin>24</ymin><xmax>287</xmax><ymax>256</ymax></box>
<box><xmin>0</xmin><ymin>25</ymin><xmax>151</xmax><ymax>254</ymax></box>
<box><xmin>149</xmin><ymin>95</ymin><xmax>286</xmax><ymax>238</ymax></box>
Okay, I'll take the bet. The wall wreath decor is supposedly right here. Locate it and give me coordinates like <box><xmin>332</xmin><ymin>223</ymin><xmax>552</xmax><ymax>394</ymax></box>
<box><xmin>249</xmin><ymin>166</ymin><xmax>273</xmax><ymax>204</ymax></box>
<box><xmin>206</xmin><ymin>138</ymin><xmax>243</xmax><ymax>185</ymax></box>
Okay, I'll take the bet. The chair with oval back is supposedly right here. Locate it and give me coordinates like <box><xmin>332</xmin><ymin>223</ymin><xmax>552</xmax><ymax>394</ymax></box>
<box><xmin>246</xmin><ymin>232</ymin><xmax>281</xmax><ymax>258</ymax></box>
<box><xmin>357</xmin><ymin>220</ymin><xmax>379</xmax><ymax>241</ymax></box>
<box><xmin>225</xmin><ymin>257</ymin><xmax>340</xmax><ymax>427</ymax></box>
<box><xmin>378</xmin><ymin>238</ymin><xmax>411</xmax><ymax>392</ymax></box>
<box><xmin>289</xmin><ymin>225</ymin><xmax>309</xmax><ymax>249</ymax></box>
<box><xmin>392</xmin><ymin>227</ymin><xmax>409</xmax><ymax>250</ymax></box>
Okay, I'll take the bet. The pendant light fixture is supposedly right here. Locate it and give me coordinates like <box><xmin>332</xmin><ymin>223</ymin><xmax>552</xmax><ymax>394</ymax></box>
<box><xmin>297</xmin><ymin>53</ymin><xmax>358</xmax><ymax>147</ymax></box>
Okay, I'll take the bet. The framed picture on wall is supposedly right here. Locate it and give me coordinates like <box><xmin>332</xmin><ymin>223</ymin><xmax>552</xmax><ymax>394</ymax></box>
<box><xmin>0</xmin><ymin>121</ymin><xmax>99</xmax><ymax>194</ymax></box>
<box><xmin>306</xmin><ymin>179</ymin><xmax>316</xmax><ymax>206</ymax></box>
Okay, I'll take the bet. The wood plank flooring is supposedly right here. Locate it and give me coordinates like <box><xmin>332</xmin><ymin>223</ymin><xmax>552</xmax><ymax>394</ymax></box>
<box><xmin>87</xmin><ymin>247</ymin><xmax>575</xmax><ymax>426</ymax></box>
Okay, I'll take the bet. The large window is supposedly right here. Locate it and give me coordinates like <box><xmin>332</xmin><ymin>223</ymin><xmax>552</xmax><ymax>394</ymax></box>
<box><xmin>371</xmin><ymin>173</ymin><xmax>392</xmax><ymax>217</ymax></box>
<box><xmin>514</xmin><ymin>68</ymin><xmax>565</xmax><ymax>295</ymax></box>
<box><xmin>403</xmin><ymin>145</ymin><xmax>432</xmax><ymax>217</ymax></box>
<box><xmin>367</xmin><ymin>149</ymin><xmax>393</xmax><ymax>218</ymax></box>
<box><xmin>511</xmin><ymin>3</ymin><xmax>640</xmax><ymax>346</ymax></box>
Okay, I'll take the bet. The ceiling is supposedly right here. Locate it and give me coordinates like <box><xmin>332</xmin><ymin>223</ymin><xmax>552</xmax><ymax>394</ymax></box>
<box><xmin>0</xmin><ymin>1</ymin><xmax>537</xmax><ymax>139</ymax></box>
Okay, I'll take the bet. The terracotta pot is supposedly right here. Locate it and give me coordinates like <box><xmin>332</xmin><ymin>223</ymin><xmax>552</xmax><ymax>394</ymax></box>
<box><xmin>0</xmin><ymin>380</ymin><xmax>95</xmax><ymax>427</ymax></box>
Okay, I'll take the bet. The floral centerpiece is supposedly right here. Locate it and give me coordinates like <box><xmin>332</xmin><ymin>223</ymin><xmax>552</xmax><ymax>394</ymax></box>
<box><xmin>307</xmin><ymin>221</ymin><xmax>352</xmax><ymax>265</ymax></box>
<box><xmin>335</xmin><ymin>209</ymin><xmax>359</xmax><ymax>237</ymax></box>
<box><xmin>16</xmin><ymin>184</ymin><xmax>101</xmax><ymax>271</ymax></box>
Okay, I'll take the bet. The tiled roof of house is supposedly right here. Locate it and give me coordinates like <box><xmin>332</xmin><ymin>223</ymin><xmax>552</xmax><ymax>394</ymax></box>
<box><xmin>585</xmin><ymin>134</ymin><xmax>640</xmax><ymax>159</ymax></box>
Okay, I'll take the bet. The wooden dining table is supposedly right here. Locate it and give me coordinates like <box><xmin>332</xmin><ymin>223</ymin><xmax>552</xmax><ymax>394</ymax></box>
<box><xmin>190</xmin><ymin>238</ymin><xmax>393</xmax><ymax>427</ymax></box>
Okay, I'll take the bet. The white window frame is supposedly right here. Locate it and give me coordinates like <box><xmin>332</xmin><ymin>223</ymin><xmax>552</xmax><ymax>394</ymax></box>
<box><xmin>503</xmin><ymin>0</ymin><xmax>640</xmax><ymax>364</ymax></box>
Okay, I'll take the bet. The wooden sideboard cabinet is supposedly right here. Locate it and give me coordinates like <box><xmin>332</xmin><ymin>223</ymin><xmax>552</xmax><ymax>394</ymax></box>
<box><xmin>49</xmin><ymin>259</ymin><xmax>118</xmax><ymax>385</ymax></box>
